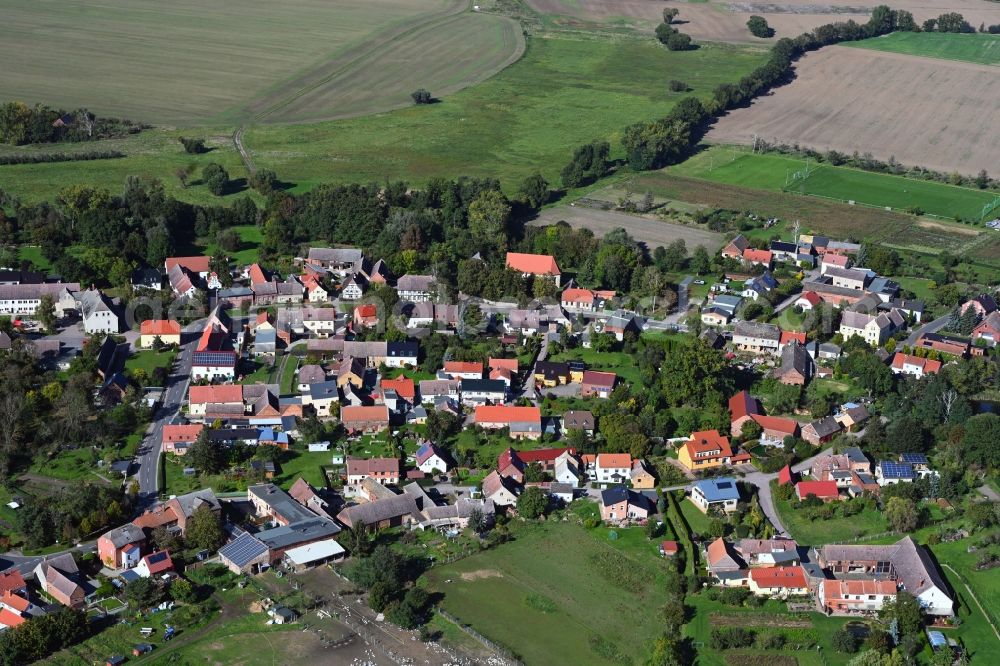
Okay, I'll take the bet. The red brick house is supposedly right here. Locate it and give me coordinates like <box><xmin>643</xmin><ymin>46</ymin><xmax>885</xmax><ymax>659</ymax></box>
<box><xmin>580</xmin><ymin>370</ymin><xmax>617</xmax><ymax>398</ymax></box>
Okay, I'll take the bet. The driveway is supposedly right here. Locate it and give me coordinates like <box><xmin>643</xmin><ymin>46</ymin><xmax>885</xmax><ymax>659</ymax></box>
<box><xmin>739</xmin><ymin>447</ymin><xmax>832</xmax><ymax>537</ymax></box>
<box><xmin>905</xmin><ymin>314</ymin><xmax>950</xmax><ymax>346</ymax></box>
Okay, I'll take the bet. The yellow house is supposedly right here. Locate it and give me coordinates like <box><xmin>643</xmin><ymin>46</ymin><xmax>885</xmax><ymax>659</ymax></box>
<box><xmin>533</xmin><ymin>361</ymin><xmax>570</xmax><ymax>387</ymax></box>
<box><xmin>630</xmin><ymin>460</ymin><xmax>656</xmax><ymax>489</ymax></box>
<box><xmin>568</xmin><ymin>361</ymin><xmax>586</xmax><ymax>384</ymax></box>
<box><xmin>677</xmin><ymin>430</ymin><xmax>733</xmax><ymax>472</ymax></box>
<box><xmin>139</xmin><ymin>320</ymin><xmax>181</xmax><ymax>348</ymax></box>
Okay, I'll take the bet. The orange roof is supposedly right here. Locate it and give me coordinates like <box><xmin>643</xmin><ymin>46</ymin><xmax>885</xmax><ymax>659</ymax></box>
<box><xmin>780</xmin><ymin>331</ymin><xmax>806</xmax><ymax>345</ymax></box>
<box><xmin>475</xmin><ymin>405</ymin><xmax>541</xmax><ymax>424</ymax></box>
<box><xmin>247</xmin><ymin>263</ymin><xmax>268</xmax><ymax>286</ymax></box>
<box><xmin>597</xmin><ymin>453</ymin><xmax>631</xmax><ymax>469</ymax></box>
<box><xmin>0</xmin><ymin>571</ymin><xmax>25</xmax><ymax>595</ymax></box>
<box><xmin>163</xmin><ymin>424</ymin><xmax>204</xmax><ymax>443</ymax></box>
<box><xmin>750</xmin><ymin>566</ymin><xmax>807</xmax><ymax>589</ymax></box>
<box><xmin>140</xmin><ymin>319</ymin><xmax>181</xmax><ymax>337</ymax></box>
<box><xmin>165</xmin><ymin>256</ymin><xmax>211</xmax><ymax>273</ymax></box>
<box><xmin>796</xmin><ymin>480</ymin><xmax>839</xmax><ymax>498</ymax></box>
<box><xmin>132</xmin><ymin>504</ymin><xmax>179</xmax><ymax>530</ymax></box>
<box><xmin>582</xmin><ymin>370</ymin><xmax>617</xmax><ymax>387</ymax></box>
<box><xmin>505</xmin><ymin>252</ymin><xmax>560</xmax><ymax>276</ymax></box>
<box><xmin>381</xmin><ymin>376</ymin><xmax>415</xmax><ymax>400</ymax></box>
<box><xmin>706</xmin><ymin>537</ymin><xmax>733</xmax><ymax>566</ymax></box>
<box><xmin>488</xmin><ymin>357</ymin><xmax>519</xmax><ymax>372</ymax></box>
<box><xmin>742</xmin><ymin>248</ymin><xmax>772</xmax><ymax>264</ymax></box>
<box><xmin>189</xmin><ymin>384</ymin><xmax>244</xmax><ymax>404</ymax></box>
<box><xmin>341</xmin><ymin>405</ymin><xmax>390</xmax><ymax>423</ymax></box>
<box><xmin>685</xmin><ymin>430</ymin><xmax>733</xmax><ymax>459</ymax></box>
<box><xmin>822</xmin><ymin>254</ymin><xmax>849</xmax><ymax>267</ymax></box>
<box><xmin>256</xmin><ymin>311</ymin><xmax>271</xmax><ymax>325</ymax></box>
<box><xmin>823</xmin><ymin>579</ymin><xmax>896</xmax><ymax>600</ymax></box>
<box><xmin>581</xmin><ymin>453</ymin><xmax>597</xmax><ymax>466</ymax></box>
<box><xmin>660</xmin><ymin>540</ymin><xmax>679</xmax><ymax>554</ymax></box>
<box><xmin>444</xmin><ymin>361</ymin><xmax>483</xmax><ymax>374</ymax></box>
<box><xmin>751</xmin><ymin>414</ymin><xmax>799</xmax><ymax>436</ymax></box>
<box><xmin>891</xmin><ymin>353</ymin><xmax>942</xmax><ymax>374</ymax></box>
<box><xmin>561</xmin><ymin>288</ymin><xmax>595</xmax><ymax>303</ymax></box>
<box><xmin>355</xmin><ymin>304</ymin><xmax>377</xmax><ymax>318</ymax></box>
<box><xmin>0</xmin><ymin>607</ymin><xmax>25</xmax><ymax>628</ymax></box>
<box><xmin>1</xmin><ymin>592</ymin><xmax>29</xmax><ymax>613</ymax></box>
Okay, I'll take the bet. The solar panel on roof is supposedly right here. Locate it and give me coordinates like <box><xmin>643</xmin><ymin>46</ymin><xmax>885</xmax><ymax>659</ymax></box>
<box><xmin>717</xmin><ymin>481</ymin><xmax>733</xmax><ymax>489</ymax></box>
<box><xmin>148</xmin><ymin>552</ymin><xmax>168</xmax><ymax>564</ymax></box>
<box><xmin>900</xmin><ymin>453</ymin><xmax>927</xmax><ymax>464</ymax></box>
<box><xmin>220</xmin><ymin>534</ymin><xmax>268</xmax><ymax>567</ymax></box>
<box><xmin>880</xmin><ymin>462</ymin><xmax>915</xmax><ymax>478</ymax></box>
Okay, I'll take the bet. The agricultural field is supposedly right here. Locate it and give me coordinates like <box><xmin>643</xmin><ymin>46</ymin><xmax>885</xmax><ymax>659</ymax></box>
<box><xmin>707</xmin><ymin>45</ymin><xmax>1000</xmax><ymax>177</ymax></box>
<box><xmin>422</xmin><ymin>521</ymin><xmax>672</xmax><ymax>665</ymax></box>
<box><xmin>242</xmin><ymin>36</ymin><xmax>768</xmax><ymax>193</ymax></box>
<box><xmin>673</xmin><ymin>145</ymin><xmax>999</xmax><ymax>221</ymax></box>
<box><xmin>531</xmin><ymin>204</ymin><xmax>725</xmax><ymax>251</ymax></box>
<box><xmin>845</xmin><ymin>31</ymin><xmax>1000</xmax><ymax>65</ymax></box>
<box><xmin>526</xmin><ymin>0</ymin><xmax>1000</xmax><ymax>44</ymax></box>
<box><xmin>0</xmin><ymin>0</ymin><xmax>521</xmax><ymax>126</ymax></box>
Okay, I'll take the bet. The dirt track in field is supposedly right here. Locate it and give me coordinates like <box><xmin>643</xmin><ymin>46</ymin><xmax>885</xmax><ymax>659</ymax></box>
<box><xmin>527</xmin><ymin>0</ymin><xmax>1000</xmax><ymax>43</ymax></box>
<box><xmin>707</xmin><ymin>46</ymin><xmax>1000</xmax><ymax>176</ymax></box>
<box><xmin>530</xmin><ymin>205</ymin><xmax>725</xmax><ymax>250</ymax></box>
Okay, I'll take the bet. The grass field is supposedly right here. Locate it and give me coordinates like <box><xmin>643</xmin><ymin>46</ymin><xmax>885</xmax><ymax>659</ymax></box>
<box><xmin>125</xmin><ymin>349</ymin><xmax>177</xmax><ymax>376</ymax></box>
<box><xmin>672</xmin><ymin>145</ymin><xmax>998</xmax><ymax>221</ymax></box>
<box><xmin>774</xmin><ymin>495</ymin><xmax>888</xmax><ymax>545</ymax></box>
<box><xmin>0</xmin><ymin>0</ymin><xmax>526</xmax><ymax>126</ymax></box>
<box><xmin>845</xmin><ymin>31</ymin><xmax>1000</xmax><ymax>66</ymax></box>
<box><xmin>423</xmin><ymin>521</ymin><xmax>671</xmax><ymax>664</ymax></box>
<box><xmin>243</xmin><ymin>36</ymin><xmax>767</xmax><ymax>192</ymax></box>
<box><xmin>549</xmin><ymin>346</ymin><xmax>644</xmax><ymax>385</ymax></box>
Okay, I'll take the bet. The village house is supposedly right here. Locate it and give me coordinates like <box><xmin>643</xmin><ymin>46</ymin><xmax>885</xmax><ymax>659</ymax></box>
<box><xmin>305</xmin><ymin>381</ymin><xmax>340</xmax><ymax>418</ymax></box>
<box><xmin>443</xmin><ymin>360</ymin><xmax>483</xmax><ymax>380</ymax></box>
<box><xmin>340</xmin><ymin>405</ymin><xmax>390</xmax><ymax>433</ymax></box>
<box><xmin>554</xmin><ymin>450</ymin><xmax>583</xmax><ymax>487</ymax></box>
<box><xmin>135</xmin><ymin>550</ymin><xmax>174</xmax><ymax>579</ymax></box>
<box><xmin>914</xmin><ymin>332</ymin><xmax>969</xmax><ymax>358</ymax></box>
<box><xmin>735</xmin><ymin>538</ymin><xmax>800</xmax><ymax>567</ymax></box>
<box><xmin>796</xmin><ymin>480</ymin><xmax>841</xmax><ymax>502</ymax></box>
<box><xmin>353</xmin><ymin>303</ymin><xmax>378</xmax><ymax>328</ymax></box>
<box><xmin>742</xmin><ymin>248</ymin><xmax>773</xmax><ymax>268</ymax></box>
<box><xmin>415</xmin><ymin>443</ymin><xmax>449</xmax><ymax>474</ymax></box>
<box><xmin>819</xmin><ymin>579</ymin><xmax>898</xmax><ymax>615</ymax></box>
<box><xmin>533</xmin><ymin>360</ymin><xmax>570</xmax><ymax>387</ymax></box>
<box><xmin>820</xmin><ymin>253</ymin><xmax>850</xmax><ymax>274</ymax></box>
<box><xmin>774</xmin><ymin>341</ymin><xmax>814</xmax><ymax>386</ymax></box>
<box><xmin>599</xmin><ymin>487</ymin><xmax>650</xmax><ymax>523</ymax></box>
<box><xmin>972</xmin><ymin>311</ymin><xmax>1000</xmax><ymax>347</ymax></box>
<box><xmin>505</xmin><ymin>252</ymin><xmax>561</xmax><ymax>286</ymax></box>
<box><xmin>835</xmin><ymin>403</ymin><xmax>870</xmax><ymax>433</ymax></box>
<box><xmin>890</xmin><ymin>352</ymin><xmax>942</xmax><ymax>378</ymax></box>
<box><xmin>721</xmin><ymin>234</ymin><xmax>750</xmax><ymax>261</ymax></box>
<box><xmin>161</xmin><ymin>423</ymin><xmax>204</xmax><ymax>456</ymax></box>
<box><xmin>818</xmin><ymin>537</ymin><xmax>953</xmax><ymax>616</ymax></box>
<box><xmin>825</xmin><ymin>266</ymin><xmax>870</xmax><ymax>291</ymax></box>
<box><xmin>190</xmin><ymin>310</ymin><xmax>238</xmax><ymax>382</ymax></box>
<box><xmin>690</xmin><ymin>478</ymin><xmax>740</xmax><ymax>514</ymax></box>
<box><xmin>839</xmin><ymin>309</ymin><xmax>906</xmax><ymax>346</ymax></box>
<box><xmin>460</xmin><ymin>378</ymin><xmax>507</xmax><ymax>405</ymax></box>
<box><xmin>34</xmin><ymin>554</ymin><xmax>85</xmax><ymax>609</ymax></box>
<box><xmin>395</xmin><ymin>274</ymin><xmax>437</xmax><ymax>302</ymax></box>
<box><xmin>678</xmin><ymin>430</ymin><xmax>733</xmax><ymax>471</ymax></box>
<box><xmin>385</xmin><ymin>341</ymin><xmax>419</xmax><ymax>368</ymax></box>
<box><xmin>959</xmin><ymin>293</ymin><xmax>997</xmax><ymax>319</ymax></box>
<box><xmin>595</xmin><ymin>453</ymin><xmax>632</xmax><ymax>485</ymax></box>
<box><xmin>306</xmin><ymin>247</ymin><xmax>364</xmax><ymax>274</ymax></box>
<box><xmin>346</xmin><ymin>457</ymin><xmax>401</xmax><ymax>486</ymax></box>
<box><xmin>733</xmin><ymin>321</ymin><xmax>781</xmax><ymax>354</ymax></box>
<box><xmin>474</xmin><ymin>405</ymin><xmax>542</xmax><ymax>440</ymax></box>
<box><xmin>580</xmin><ymin>370</ymin><xmax>617</xmax><ymax>398</ymax></box>
<box><xmin>748</xmin><ymin>566</ymin><xmax>809</xmax><ymax>598</ymax></box>
<box><xmin>302</xmin><ymin>307</ymin><xmax>340</xmax><ymax>336</ymax></box>
<box><xmin>418</xmin><ymin>379</ymin><xmax>460</xmax><ymax>404</ymax></box>
<box><xmin>0</xmin><ymin>282</ymin><xmax>80</xmax><ymax>316</ymax></box>
<box><xmin>560</xmin><ymin>287</ymin><xmax>614</xmax><ymax>312</ymax></box>
<box><xmin>742</xmin><ymin>272</ymin><xmax>778</xmax><ymax>301</ymax></box>
<box><xmin>482</xmin><ymin>470</ymin><xmax>520</xmax><ymax>507</ymax></box>
<box><xmin>97</xmin><ymin>523</ymin><xmax>146</xmax><ymax>569</ymax></box>
<box><xmin>630</xmin><ymin>460</ymin><xmax>656</xmax><ymax>489</ymax></box>
<box><xmin>706</xmin><ymin>538</ymin><xmax>748</xmax><ymax>587</ymax></box>
<box><xmin>139</xmin><ymin>319</ymin><xmax>182</xmax><ymax>348</ymax></box>
<box><xmin>801</xmin><ymin>416</ymin><xmax>842</xmax><ymax>446</ymax></box>
<box><xmin>795</xmin><ymin>291</ymin><xmax>822</xmax><ymax>311</ymax></box>
<box><xmin>562</xmin><ymin>409</ymin><xmax>595</xmax><ymax>434</ymax></box>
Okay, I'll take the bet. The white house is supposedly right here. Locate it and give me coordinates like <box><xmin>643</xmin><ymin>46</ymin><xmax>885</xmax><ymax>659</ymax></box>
<box><xmin>302</xmin><ymin>308</ymin><xmax>340</xmax><ymax>336</ymax></box>
<box><xmin>76</xmin><ymin>289</ymin><xmax>121</xmax><ymax>334</ymax></box>
<box><xmin>415</xmin><ymin>443</ymin><xmax>449</xmax><ymax>474</ymax></box>
<box><xmin>385</xmin><ymin>342</ymin><xmax>419</xmax><ymax>368</ymax></box>
<box><xmin>690</xmin><ymin>478</ymin><xmax>740</xmax><ymax>514</ymax></box>
<box><xmin>395</xmin><ymin>275</ymin><xmax>436</xmax><ymax>303</ymax></box>
<box><xmin>554</xmin><ymin>451</ymin><xmax>582</xmax><ymax>487</ymax></box>
<box><xmin>0</xmin><ymin>282</ymin><xmax>80</xmax><ymax>316</ymax></box>
<box><xmin>340</xmin><ymin>275</ymin><xmax>366</xmax><ymax>300</ymax></box>
<box><xmin>595</xmin><ymin>453</ymin><xmax>631</xmax><ymax>485</ymax></box>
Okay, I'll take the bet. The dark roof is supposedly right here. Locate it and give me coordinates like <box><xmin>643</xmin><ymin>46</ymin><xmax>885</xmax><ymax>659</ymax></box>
<box><xmin>386</xmin><ymin>341</ymin><xmax>418</xmax><ymax>358</ymax></box>
<box><xmin>255</xmin><ymin>517</ymin><xmax>341</xmax><ymax>549</ymax></box>
<box><xmin>770</xmin><ymin>241</ymin><xmax>797</xmax><ymax>253</ymax></box>
<box><xmin>130</xmin><ymin>268</ymin><xmax>162</xmax><ymax>286</ymax></box>
<box><xmin>219</xmin><ymin>533</ymin><xmax>269</xmax><ymax>568</ymax></box>
<box><xmin>534</xmin><ymin>361</ymin><xmax>569</xmax><ymax>379</ymax></box>
<box><xmin>460</xmin><ymin>378</ymin><xmax>506</xmax><ymax>393</ymax></box>
<box><xmin>601</xmin><ymin>486</ymin><xmax>629</xmax><ymax>506</ymax></box>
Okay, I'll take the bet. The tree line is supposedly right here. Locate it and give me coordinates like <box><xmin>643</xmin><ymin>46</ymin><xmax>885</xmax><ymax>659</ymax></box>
<box><xmin>0</xmin><ymin>101</ymin><xmax>143</xmax><ymax>146</ymax></box>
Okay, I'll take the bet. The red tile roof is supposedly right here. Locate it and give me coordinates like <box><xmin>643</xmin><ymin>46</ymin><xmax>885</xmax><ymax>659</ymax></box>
<box><xmin>742</xmin><ymin>248</ymin><xmax>772</xmax><ymax>264</ymax></box>
<box><xmin>505</xmin><ymin>252</ymin><xmax>560</xmax><ymax>276</ymax></box>
<box><xmin>750</xmin><ymin>565</ymin><xmax>808</xmax><ymax>589</ymax></box>
<box><xmin>355</xmin><ymin>304</ymin><xmax>377</xmax><ymax>319</ymax></box>
<box><xmin>890</xmin><ymin>353</ymin><xmax>942</xmax><ymax>374</ymax></box>
<box><xmin>341</xmin><ymin>405</ymin><xmax>390</xmax><ymax>423</ymax></box>
<box><xmin>141</xmin><ymin>550</ymin><xmax>174</xmax><ymax>575</ymax></box>
<box><xmin>597</xmin><ymin>453</ymin><xmax>632</xmax><ymax>469</ymax></box>
<box><xmin>561</xmin><ymin>288</ymin><xmax>595</xmax><ymax>304</ymax></box>
<box><xmin>728</xmin><ymin>390</ymin><xmax>762</xmax><ymax>421</ymax></box>
<box><xmin>140</xmin><ymin>319</ymin><xmax>181</xmax><ymax>337</ymax></box>
<box><xmin>475</xmin><ymin>405</ymin><xmax>541</xmax><ymax>425</ymax></box>
<box><xmin>751</xmin><ymin>414</ymin><xmax>800</xmax><ymax>436</ymax></box>
<box><xmin>162</xmin><ymin>424</ymin><xmax>204</xmax><ymax>444</ymax></box>
<box><xmin>0</xmin><ymin>591</ymin><xmax>29</xmax><ymax>613</ymax></box>
<box><xmin>488</xmin><ymin>357</ymin><xmax>519</xmax><ymax>372</ymax></box>
<box><xmin>660</xmin><ymin>540</ymin><xmax>679</xmax><ymax>555</ymax></box>
<box><xmin>518</xmin><ymin>447</ymin><xmax>573</xmax><ymax>464</ymax></box>
<box><xmin>685</xmin><ymin>430</ymin><xmax>733</xmax><ymax>459</ymax></box>
<box><xmin>822</xmin><ymin>254</ymin><xmax>849</xmax><ymax>267</ymax></box>
<box><xmin>797</xmin><ymin>291</ymin><xmax>822</xmax><ymax>307</ymax></box>
<box><xmin>796</xmin><ymin>480</ymin><xmax>839</xmax><ymax>499</ymax></box>
<box><xmin>444</xmin><ymin>361</ymin><xmax>482</xmax><ymax>375</ymax></box>
<box><xmin>380</xmin><ymin>376</ymin><xmax>415</xmax><ymax>400</ymax></box>
<box><xmin>582</xmin><ymin>370</ymin><xmax>617</xmax><ymax>388</ymax></box>
<box><xmin>189</xmin><ymin>385</ymin><xmax>244</xmax><ymax>404</ymax></box>
<box><xmin>777</xmin><ymin>465</ymin><xmax>795</xmax><ymax>486</ymax></box>
<box><xmin>247</xmin><ymin>263</ymin><xmax>268</xmax><ymax>286</ymax></box>
<box><xmin>780</xmin><ymin>331</ymin><xmax>806</xmax><ymax>346</ymax></box>
<box><xmin>165</xmin><ymin>256</ymin><xmax>211</xmax><ymax>273</ymax></box>
<box><xmin>0</xmin><ymin>607</ymin><xmax>25</xmax><ymax>628</ymax></box>
<box><xmin>0</xmin><ymin>571</ymin><xmax>25</xmax><ymax>596</ymax></box>
<box><xmin>346</xmin><ymin>457</ymin><xmax>400</xmax><ymax>475</ymax></box>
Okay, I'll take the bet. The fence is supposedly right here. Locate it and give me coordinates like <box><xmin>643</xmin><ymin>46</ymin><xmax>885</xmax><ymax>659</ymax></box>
<box><xmin>437</xmin><ymin>609</ymin><xmax>523</xmax><ymax>666</ymax></box>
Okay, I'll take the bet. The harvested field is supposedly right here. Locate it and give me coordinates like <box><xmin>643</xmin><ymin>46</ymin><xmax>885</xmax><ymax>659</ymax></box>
<box><xmin>531</xmin><ymin>205</ymin><xmax>726</xmax><ymax>251</ymax></box>
<box><xmin>0</xmin><ymin>0</ymin><xmax>523</xmax><ymax>125</ymax></box>
<box><xmin>707</xmin><ymin>46</ymin><xmax>1000</xmax><ymax>177</ymax></box>
<box><xmin>527</xmin><ymin>0</ymin><xmax>1000</xmax><ymax>43</ymax></box>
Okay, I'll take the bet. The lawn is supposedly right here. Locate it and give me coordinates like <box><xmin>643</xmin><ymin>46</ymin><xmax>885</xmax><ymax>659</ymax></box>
<box><xmin>679</xmin><ymin>497</ymin><xmax>715</xmax><ymax>538</ymax></box>
<box><xmin>422</xmin><ymin>521</ymin><xmax>673</xmax><ymax>664</ymax></box>
<box><xmin>549</xmin><ymin>346</ymin><xmax>644</xmax><ymax>385</ymax></box>
<box><xmin>671</xmin><ymin>145</ymin><xmax>997</xmax><ymax>221</ymax></box>
<box><xmin>279</xmin><ymin>354</ymin><xmax>298</xmax><ymax>395</ymax></box>
<box><xmin>844</xmin><ymin>31</ymin><xmax>1000</xmax><ymax>66</ymax></box>
<box><xmin>930</xmin><ymin>538</ymin><xmax>1000</xmax><ymax>661</ymax></box>
<box><xmin>200</xmin><ymin>225</ymin><xmax>265</xmax><ymax>265</ymax></box>
<box><xmin>773</xmin><ymin>495</ymin><xmax>888</xmax><ymax>545</ymax></box>
<box><xmin>126</xmin><ymin>349</ymin><xmax>177</xmax><ymax>376</ymax></box>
